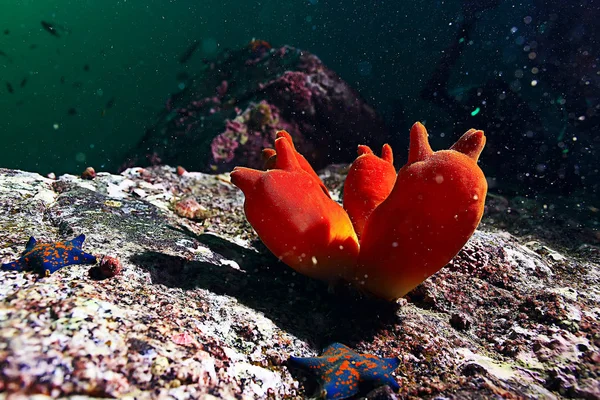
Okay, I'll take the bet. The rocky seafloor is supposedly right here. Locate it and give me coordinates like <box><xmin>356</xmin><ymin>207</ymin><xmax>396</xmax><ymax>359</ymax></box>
<box><xmin>0</xmin><ymin>165</ymin><xmax>598</xmax><ymax>399</ymax></box>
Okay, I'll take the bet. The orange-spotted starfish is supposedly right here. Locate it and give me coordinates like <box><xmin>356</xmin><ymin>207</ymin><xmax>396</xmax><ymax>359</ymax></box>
<box><xmin>2</xmin><ymin>234</ymin><xmax>97</xmax><ymax>276</ymax></box>
<box><xmin>289</xmin><ymin>343</ymin><xmax>400</xmax><ymax>399</ymax></box>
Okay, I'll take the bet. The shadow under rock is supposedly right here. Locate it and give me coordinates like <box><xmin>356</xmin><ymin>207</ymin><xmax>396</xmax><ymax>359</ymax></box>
<box><xmin>132</xmin><ymin>233</ymin><xmax>401</xmax><ymax>346</ymax></box>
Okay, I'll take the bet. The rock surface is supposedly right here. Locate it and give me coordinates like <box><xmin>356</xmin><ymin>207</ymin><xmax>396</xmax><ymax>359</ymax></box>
<box><xmin>0</xmin><ymin>166</ymin><xmax>598</xmax><ymax>399</ymax></box>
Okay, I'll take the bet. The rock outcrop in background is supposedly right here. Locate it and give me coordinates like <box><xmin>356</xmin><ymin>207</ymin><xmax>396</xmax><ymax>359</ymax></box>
<box><xmin>121</xmin><ymin>45</ymin><xmax>390</xmax><ymax>174</ymax></box>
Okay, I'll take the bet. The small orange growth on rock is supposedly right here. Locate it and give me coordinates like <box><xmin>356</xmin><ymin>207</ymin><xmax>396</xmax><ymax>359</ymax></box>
<box><xmin>81</xmin><ymin>166</ymin><xmax>96</xmax><ymax>180</ymax></box>
<box><xmin>176</xmin><ymin>165</ymin><xmax>187</xmax><ymax>176</ymax></box>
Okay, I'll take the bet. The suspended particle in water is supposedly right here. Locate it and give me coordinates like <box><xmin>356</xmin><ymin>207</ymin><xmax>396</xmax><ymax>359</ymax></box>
<box><xmin>510</xmin><ymin>80</ymin><xmax>522</xmax><ymax>92</ymax></box>
<box><xmin>357</xmin><ymin>61</ymin><xmax>373</xmax><ymax>76</ymax></box>
<box><xmin>470</xmin><ymin>107</ymin><xmax>481</xmax><ymax>116</ymax></box>
<box><xmin>536</xmin><ymin>163</ymin><xmax>547</xmax><ymax>172</ymax></box>
<box><xmin>201</xmin><ymin>38</ymin><xmax>218</xmax><ymax>55</ymax></box>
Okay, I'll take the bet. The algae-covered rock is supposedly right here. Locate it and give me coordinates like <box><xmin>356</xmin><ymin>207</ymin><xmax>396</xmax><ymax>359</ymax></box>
<box><xmin>0</xmin><ymin>166</ymin><xmax>598</xmax><ymax>399</ymax></box>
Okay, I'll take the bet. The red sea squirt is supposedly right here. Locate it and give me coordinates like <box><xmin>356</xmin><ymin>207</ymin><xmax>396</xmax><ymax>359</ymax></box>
<box><xmin>356</xmin><ymin>122</ymin><xmax>487</xmax><ymax>300</ymax></box>
<box><xmin>230</xmin><ymin>135</ymin><xmax>359</xmax><ymax>282</ymax></box>
<box><xmin>231</xmin><ymin>122</ymin><xmax>487</xmax><ymax>300</ymax></box>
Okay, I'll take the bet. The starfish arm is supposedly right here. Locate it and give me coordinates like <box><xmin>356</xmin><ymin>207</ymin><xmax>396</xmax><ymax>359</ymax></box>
<box><xmin>322</xmin><ymin>343</ymin><xmax>351</xmax><ymax>357</ymax></box>
<box><xmin>321</xmin><ymin>360</ymin><xmax>360</xmax><ymax>399</ymax></box>
<box><xmin>359</xmin><ymin>363</ymin><xmax>400</xmax><ymax>391</ymax></box>
<box><xmin>385</xmin><ymin>376</ymin><xmax>401</xmax><ymax>392</ymax></box>
<box><xmin>1</xmin><ymin>259</ymin><xmax>27</xmax><ymax>271</ymax></box>
<box><xmin>384</xmin><ymin>357</ymin><xmax>401</xmax><ymax>370</ymax></box>
<box><xmin>41</xmin><ymin>259</ymin><xmax>65</xmax><ymax>274</ymax></box>
<box><xmin>288</xmin><ymin>355</ymin><xmax>330</xmax><ymax>371</ymax></box>
<box><xmin>24</xmin><ymin>236</ymin><xmax>37</xmax><ymax>252</ymax></box>
<box><xmin>68</xmin><ymin>234</ymin><xmax>86</xmax><ymax>249</ymax></box>
<box><xmin>67</xmin><ymin>248</ymin><xmax>97</xmax><ymax>265</ymax></box>
<box><xmin>350</xmin><ymin>355</ymin><xmax>401</xmax><ymax>393</ymax></box>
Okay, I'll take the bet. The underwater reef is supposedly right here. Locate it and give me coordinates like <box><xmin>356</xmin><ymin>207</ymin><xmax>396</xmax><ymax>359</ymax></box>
<box><xmin>0</xmin><ymin>164</ymin><xmax>598</xmax><ymax>398</ymax></box>
<box><xmin>120</xmin><ymin>44</ymin><xmax>389</xmax><ymax>174</ymax></box>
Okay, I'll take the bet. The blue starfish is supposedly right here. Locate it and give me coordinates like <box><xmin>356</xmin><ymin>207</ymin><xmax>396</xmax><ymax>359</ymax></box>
<box><xmin>289</xmin><ymin>342</ymin><xmax>400</xmax><ymax>399</ymax></box>
<box><xmin>2</xmin><ymin>234</ymin><xmax>97</xmax><ymax>276</ymax></box>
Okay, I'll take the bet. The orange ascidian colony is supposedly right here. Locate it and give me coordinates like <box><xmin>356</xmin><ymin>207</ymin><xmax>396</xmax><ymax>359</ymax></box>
<box><xmin>231</xmin><ymin>122</ymin><xmax>487</xmax><ymax>301</ymax></box>
<box><xmin>230</xmin><ymin>132</ymin><xmax>360</xmax><ymax>282</ymax></box>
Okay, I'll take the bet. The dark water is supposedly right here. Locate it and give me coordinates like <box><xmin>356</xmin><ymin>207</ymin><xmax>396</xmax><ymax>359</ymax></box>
<box><xmin>0</xmin><ymin>0</ymin><xmax>598</xmax><ymax>196</ymax></box>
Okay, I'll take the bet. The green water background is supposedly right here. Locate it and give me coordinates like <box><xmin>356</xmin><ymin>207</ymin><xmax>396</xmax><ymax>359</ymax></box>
<box><xmin>1</xmin><ymin>0</ymin><xmax>531</xmax><ymax>175</ymax></box>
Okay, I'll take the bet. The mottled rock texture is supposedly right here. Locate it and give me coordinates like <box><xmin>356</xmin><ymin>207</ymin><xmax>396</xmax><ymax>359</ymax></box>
<box><xmin>0</xmin><ymin>166</ymin><xmax>598</xmax><ymax>399</ymax></box>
